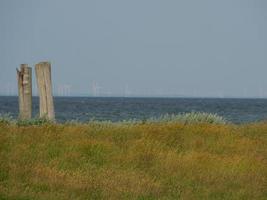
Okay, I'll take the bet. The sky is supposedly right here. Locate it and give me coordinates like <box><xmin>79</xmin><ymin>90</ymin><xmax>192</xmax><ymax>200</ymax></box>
<box><xmin>0</xmin><ymin>0</ymin><xmax>267</xmax><ymax>97</ymax></box>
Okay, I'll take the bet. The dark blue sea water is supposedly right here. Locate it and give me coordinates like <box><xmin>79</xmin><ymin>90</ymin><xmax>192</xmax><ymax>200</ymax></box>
<box><xmin>1</xmin><ymin>96</ymin><xmax>267</xmax><ymax>124</ymax></box>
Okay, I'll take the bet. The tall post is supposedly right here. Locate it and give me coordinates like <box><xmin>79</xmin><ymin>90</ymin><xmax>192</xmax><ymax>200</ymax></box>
<box><xmin>35</xmin><ymin>62</ymin><xmax>55</xmax><ymax>120</ymax></box>
<box><xmin>17</xmin><ymin>64</ymin><xmax>32</xmax><ymax>120</ymax></box>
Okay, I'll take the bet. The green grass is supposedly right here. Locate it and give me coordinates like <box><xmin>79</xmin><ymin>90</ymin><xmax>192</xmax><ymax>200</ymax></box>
<box><xmin>0</xmin><ymin>116</ymin><xmax>266</xmax><ymax>199</ymax></box>
<box><xmin>0</xmin><ymin>112</ymin><xmax>228</xmax><ymax>126</ymax></box>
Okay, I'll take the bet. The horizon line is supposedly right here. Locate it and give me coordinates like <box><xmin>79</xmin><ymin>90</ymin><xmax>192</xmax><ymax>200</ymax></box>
<box><xmin>1</xmin><ymin>95</ymin><xmax>267</xmax><ymax>100</ymax></box>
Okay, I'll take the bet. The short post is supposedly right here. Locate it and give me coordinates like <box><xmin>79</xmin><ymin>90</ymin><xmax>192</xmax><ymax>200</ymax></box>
<box><xmin>35</xmin><ymin>62</ymin><xmax>55</xmax><ymax>120</ymax></box>
<box><xmin>17</xmin><ymin>64</ymin><xmax>32</xmax><ymax>120</ymax></box>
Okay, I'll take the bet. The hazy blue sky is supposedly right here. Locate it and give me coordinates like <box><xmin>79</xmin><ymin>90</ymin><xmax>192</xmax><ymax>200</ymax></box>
<box><xmin>0</xmin><ymin>0</ymin><xmax>267</xmax><ymax>97</ymax></box>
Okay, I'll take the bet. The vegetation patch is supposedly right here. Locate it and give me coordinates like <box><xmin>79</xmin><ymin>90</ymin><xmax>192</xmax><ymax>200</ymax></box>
<box><xmin>0</xmin><ymin>115</ymin><xmax>266</xmax><ymax>199</ymax></box>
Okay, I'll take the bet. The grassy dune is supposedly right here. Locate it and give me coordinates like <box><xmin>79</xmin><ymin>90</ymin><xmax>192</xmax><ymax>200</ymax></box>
<box><xmin>0</xmin><ymin>121</ymin><xmax>266</xmax><ymax>200</ymax></box>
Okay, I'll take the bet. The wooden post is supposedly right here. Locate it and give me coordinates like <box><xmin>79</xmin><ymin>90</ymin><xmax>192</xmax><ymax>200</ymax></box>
<box><xmin>35</xmin><ymin>62</ymin><xmax>55</xmax><ymax>120</ymax></box>
<box><xmin>17</xmin><ymin>64</ymin><xmax>32</xmax><ymax>120</ymax></box>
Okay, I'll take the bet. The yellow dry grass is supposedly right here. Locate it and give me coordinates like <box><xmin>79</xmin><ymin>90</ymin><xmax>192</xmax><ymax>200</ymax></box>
<box><xmin>0</xmin><ymin>122</ymin><xmax>266</xmax><ymax>199</ymax></box>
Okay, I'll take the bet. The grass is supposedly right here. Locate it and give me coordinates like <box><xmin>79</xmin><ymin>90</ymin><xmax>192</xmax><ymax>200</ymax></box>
<box><xmin>0</xmin><ymin>112</ymin><xmax>228</xmax><ymax>126</ymax></box>
<box><xmin>0</xmin><ymin>114</ymin><xmax>266</xmax><ymax>199</ymax></box>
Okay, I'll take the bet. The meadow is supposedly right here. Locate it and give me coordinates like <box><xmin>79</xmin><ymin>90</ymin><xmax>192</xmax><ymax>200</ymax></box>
<box><xmin>0</xmin><ymin>114</ymin><xmax>266</xmax><ymax>200</ymax></box>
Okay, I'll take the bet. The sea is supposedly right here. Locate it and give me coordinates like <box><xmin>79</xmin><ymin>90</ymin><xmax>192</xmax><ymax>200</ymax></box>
<box><xmin>1</xmin><ymin>96</ymin><xmax>267</xmax><ymax>124</ymax></box>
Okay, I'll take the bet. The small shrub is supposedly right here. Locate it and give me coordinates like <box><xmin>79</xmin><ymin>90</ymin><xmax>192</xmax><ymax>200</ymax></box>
<box><xmin>148</xmin><ymin>112</ymin><xmax>227</xmax><ymax>125</ymax></box>
<box><xmin>63</xmin><ymin>119</ymin><xmax>83</xmax><ymax>125</ymax></box>
<box><xmin>0</xmin><ymin>113</ymin><xmax>14</xmax><ymax>125</ymax></box>
<box><xmin>16</xmin><ymin>117</ymin><xmax>53</xmax><ymax>126</ymax></box>
<box><xmin>82</xmin><ymin>112</ymin><xmax>227</xmax><ymax>125</ymax></box>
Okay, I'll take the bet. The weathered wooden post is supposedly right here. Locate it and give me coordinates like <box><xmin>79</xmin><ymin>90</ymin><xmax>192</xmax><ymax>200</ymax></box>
<box><xmin>17</xmin><ymin>64</ymin><xmax>32</xmax><ymax>120</ymax></box>
<box><xmin>35</xmin><ymin>62</ymin><xmax>55</xmax><ymax>120</ymax></box>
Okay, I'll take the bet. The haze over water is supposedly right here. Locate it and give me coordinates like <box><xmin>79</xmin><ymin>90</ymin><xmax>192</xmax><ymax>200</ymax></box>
<box><xmin>1</xmin><ymin>1</ymin><xmax>267</xmax><ymax>124</ymax></box>
<box><xmin>1</xmin><ymin>0</ymin><xmax>267</xmax><ymax>98</ymax></box>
